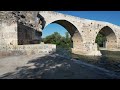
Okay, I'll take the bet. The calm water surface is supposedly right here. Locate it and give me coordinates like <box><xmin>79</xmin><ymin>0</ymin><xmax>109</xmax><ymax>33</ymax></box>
<box><xmin>72</xmin><ymin>50</ymin><xmax>120</xmax><ymax>72</ymax></box>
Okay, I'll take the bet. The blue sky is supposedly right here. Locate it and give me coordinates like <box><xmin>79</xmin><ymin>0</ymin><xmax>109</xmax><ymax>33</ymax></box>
<box><xmin>42</xmin><ymin>11</ymin><xmax>120</xmax><ymax>38</ymax></box>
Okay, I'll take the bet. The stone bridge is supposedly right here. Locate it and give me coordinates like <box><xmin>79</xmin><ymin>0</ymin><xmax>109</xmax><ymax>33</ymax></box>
<box><xmin>0</xmin><ymin>11</ymin><xmax>120</xmax><ymax>56</ymax></box>
<box><xmin>38</xmin><ymin>11</ymin><xmax>120</xmax><ymax>56</ymax></box>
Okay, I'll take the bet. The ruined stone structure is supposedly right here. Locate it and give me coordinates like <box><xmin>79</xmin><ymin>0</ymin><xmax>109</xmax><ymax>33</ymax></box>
<box><xmin>0</xmin><ymin>11</ymin><xmax>56</xmax><ymax>56</ymax></box>
<box><xmin>0</xmin><ymin>11</ymin><xmax>120</xmax><ymax>56</ymax></box>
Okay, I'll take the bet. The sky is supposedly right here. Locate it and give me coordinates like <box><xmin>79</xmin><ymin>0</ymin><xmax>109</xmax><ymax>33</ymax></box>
<box><xmin>42</xmin><ymin>11</ymin><xmax>120</xmax><ymax>38</ymax></box>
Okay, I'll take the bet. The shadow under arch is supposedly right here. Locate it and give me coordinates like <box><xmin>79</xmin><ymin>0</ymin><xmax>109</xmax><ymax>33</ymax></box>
<box><xmin>42</xmin><ymin>19</ymin><xmax>83</xmax><ymax>49</ymax></box>
<box><xmin>95</xmin><ymin>26</ymin><xmax>117</xmax><ymax>51</ymax></box>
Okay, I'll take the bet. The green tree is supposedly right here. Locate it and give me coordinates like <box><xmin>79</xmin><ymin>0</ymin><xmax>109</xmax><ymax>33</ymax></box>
<box><xmin>42</xmin><ymin>32</ymin><xmax>72</xmax><ymax>48</ymax></box>
<box><xmin>65</xmin><ymin>32</ymin><xmax>72</xmax><ymax>48</ymax></box>
<box><xmin>95</xmin><ymin>33</ymin><xmax>106</xmax><ymax>47</ymax></box>
<box><xmin>43</xmin><ymin>32</ymin><xmax>62</xmax><ymax>45</ymax></box>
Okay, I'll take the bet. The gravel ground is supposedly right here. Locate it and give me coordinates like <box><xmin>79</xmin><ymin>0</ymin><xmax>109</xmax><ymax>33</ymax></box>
<box><xmin>0</xmin><ymin>53</ymin><xmax>119</xmax><ymax>79</ymax></box>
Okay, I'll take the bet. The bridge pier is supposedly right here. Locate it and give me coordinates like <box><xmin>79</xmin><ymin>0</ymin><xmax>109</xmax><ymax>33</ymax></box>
<box><xmin>72</xmin><ymin>43</ymin><xmax>102</xmax><ymax>56</ymax></box>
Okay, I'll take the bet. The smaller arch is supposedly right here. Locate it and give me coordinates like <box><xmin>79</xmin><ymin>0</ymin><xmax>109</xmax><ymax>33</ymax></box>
<box><xmin>95</xmin><ymin>26</ymin><xmax>117</xmax><ymax>50</ymax></box>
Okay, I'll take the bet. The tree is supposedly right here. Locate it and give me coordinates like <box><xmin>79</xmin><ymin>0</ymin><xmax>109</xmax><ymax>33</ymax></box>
<box><xmin>42</xmin><ymin>32</ymin><xmax>72</xmax><ymax>48</ymax></box>
<box><xmin>95</xmin><ymin>33</ymin><xmax>106</xmax><ymax>47</ymax></box>
<box><xmin>43</xmin><ymin>32</ymin><xmax>62</xmax><ymax>45</ymax></box>
<box><xmin>65</xmin><ymin>32</ymin><xmax>72</xmax><ymax>48</ymax></box>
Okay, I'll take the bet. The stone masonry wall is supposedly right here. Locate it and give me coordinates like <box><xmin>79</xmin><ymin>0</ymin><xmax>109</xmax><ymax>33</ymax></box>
<box><xmin>17</xmin><ymin>22</ymin><xmax>42</xmax><ymax>45</ymax></box>
<box><xmin>0</xmin><ymin>44</ymin><xmax>56</xmax><ymax>57</ymax></box>
<box><xmin>39</xmin><ymin>11</ymin><xmax>120</xmax><ymax>56</ymax></box>
<box><xmin>0</xmin><ymin>11</ymin><xmax>56</xmax><ymax>57</ymax></box>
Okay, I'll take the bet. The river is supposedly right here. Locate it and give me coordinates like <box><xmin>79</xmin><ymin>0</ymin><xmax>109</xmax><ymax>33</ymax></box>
<box><xmin>56</xmin><ymin>47</ymin><xmax>120</xmax><ymax>73</ymax></box>
<box><xmin>72</xmin><ymin>50</ymin><xmax>120</xmax><ymax>72</ymax></box>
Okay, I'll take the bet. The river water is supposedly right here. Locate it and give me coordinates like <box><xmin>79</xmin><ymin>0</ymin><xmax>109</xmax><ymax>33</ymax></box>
<box><xmin>56</xmin><ymin>47</ymin><xmax>120</xmax><ymax>73</ymax></box>
<box><xmin>72</xmin><ymin>50</ymin><xmax>120</xmax><ymax>72</ymax></box>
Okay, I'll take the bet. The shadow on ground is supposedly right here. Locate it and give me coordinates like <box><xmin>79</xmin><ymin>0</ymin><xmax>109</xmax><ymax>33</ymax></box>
<box><xmin>0</xmin><ymin>53</ymin><xmax>118</xmax><ymax>79</ymax></box>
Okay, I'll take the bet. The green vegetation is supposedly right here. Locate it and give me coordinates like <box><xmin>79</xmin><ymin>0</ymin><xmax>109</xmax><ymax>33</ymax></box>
<box><xmin>42</xmin><ymin>32</ymin><xmax>72</xmax><ymax>49</ymax></box>
<box><xmin>95</xmin><ymin>33</ymin><xmax>106</xmax><ymax>47</ymax></box>
<box><xmin>42</xmin><ymin>32</ymin><xmax>106</xmax><ymax>49</ymax></box>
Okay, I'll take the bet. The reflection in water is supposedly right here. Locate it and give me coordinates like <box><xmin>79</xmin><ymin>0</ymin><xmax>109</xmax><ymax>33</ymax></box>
<box><xmin>72</xmin><ymin>50</ymin><xmax>120</xmax><ymax>72</ymax></box>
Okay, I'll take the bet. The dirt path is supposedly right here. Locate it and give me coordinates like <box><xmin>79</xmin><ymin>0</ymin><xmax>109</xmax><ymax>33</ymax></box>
<box><xmin>0</xmin><ymin>53</ymin><xmax>119</xmax><ymax>79</ymax></box>
<box><xmin>0</xmin><ymin>54</ymin><xmax>46</xmax><ymax>76</ymax></box>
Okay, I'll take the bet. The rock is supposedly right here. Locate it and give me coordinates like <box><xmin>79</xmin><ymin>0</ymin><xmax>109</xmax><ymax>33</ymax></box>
<box><xmin>0</xmin><ymin>11</ymin><xmax>43</xmax><ymax>31</ymax></box>
<box><xmin>29</xmin><ymin>66</ymin><xmax>36</xmax><ymax>69</ymax></box>
<box><xmin>87</xmin><ymin>51</ymin><xmax>102</xmax><ymax>56</ymax></box>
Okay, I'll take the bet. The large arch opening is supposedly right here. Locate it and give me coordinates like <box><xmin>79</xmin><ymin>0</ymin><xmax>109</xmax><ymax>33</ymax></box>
<box><xmin>95</xmin><ymin>26</ymin><xmax>117</xmax><ymax>51</ymax></box>
<box><xmin>42</xmin><ymin>20</ymin><xmax>83</xmax><ymax>52</ymax></box>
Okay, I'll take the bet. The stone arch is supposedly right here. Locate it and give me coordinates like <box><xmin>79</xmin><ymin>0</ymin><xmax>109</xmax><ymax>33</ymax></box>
<box><xmin>95</xmin><ymin>26</ymin><xmax>117</xmax><ymax>50</ymax></box>
<box><xmin>42</xmin><ymin>19</ymin><xmax>83</xmax><ymax>49</ymax></box>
